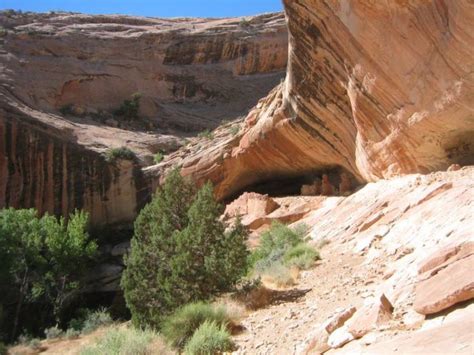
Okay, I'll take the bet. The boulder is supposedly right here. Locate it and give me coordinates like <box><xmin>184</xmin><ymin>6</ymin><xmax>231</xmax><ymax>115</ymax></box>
<box><xmin>224</xmin><ymin>192</ymin><xmax>280</xmax><ymax>229</ymax></box>
<box><xmin>303</xmin><ymin>306</ymin><xmax>356</xmax><ymax>354</ymax></box>
<box><xmin>347</xmin><ymin>294</ymin><xmax>393</xmax><ymax>339</ymax></box>
<box><xmin>414</xmin><ymin>251</ymin><xmax>474</xmax><ymax>315</ymax></box>
<box><xmin>323</xmin><ymin>306</ymin><xmax>357</xmax><ymax>334</ymax></box>
<box><xmin>327</xmin><ymin>325</ymin><xmax>354</xmax><ymax>349</ymax></box>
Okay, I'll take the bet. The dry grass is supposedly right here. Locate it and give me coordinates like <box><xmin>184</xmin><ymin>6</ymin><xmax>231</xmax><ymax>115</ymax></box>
<box><xmin>233</xmin><ymin>284</ymin><xmax>274</xmax><ymax>311</ymax></box>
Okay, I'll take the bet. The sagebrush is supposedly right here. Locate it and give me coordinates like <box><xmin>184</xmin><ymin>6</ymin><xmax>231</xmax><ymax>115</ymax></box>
<box><xmin>184</xmin><ymin>320</ymin><xmax>233</xmax><ymax>355</ymax></box>
<box><xmin>161</xmin><ymin>302</ymin><xmax>231</xmax><ymax>350</ymax></box>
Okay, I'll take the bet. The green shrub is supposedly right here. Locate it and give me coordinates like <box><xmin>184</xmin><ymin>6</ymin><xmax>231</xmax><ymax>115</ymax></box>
<box><xmin>45</xmin><ymin>325</ymin><xmax>63</xmax><ymax>339</ymax></box>
<box><xmin>161</xmin><ymin>302</ymin><xmax>230</xmax><ymax>350</ymax></box>
<box><xmin>184</xmin><ymin>321</ymin><xmax>233</xmax><ymax>355</ymax></box>
<box><xmin>65</xmin><ymin>328</ymin><xmax>81</xmax><ymax>339</ymax></box>
<box><xmin>80</xmin><ymin>327</ymin><xmax>156</xmax><ymax>355</ymax></box>
<box><xmin>239</xmin><ymin>18</ymin><xmax>251</xmax><ymax>28</ymax></box>
<box><xmin>283</xmin><ymin>244</ymin><xmax>320</xmax><ymax>270</ymax></box>
<box><xmin>114</xmin><ymin>93</ymin><xmax>141</xmax><ymax>120</ymax></box>
<box><xmin>229</xmin><ymin>125</ymin><xmax>240</xmax><ymax>136</ymax></box>
<box><xmin>198</xmin><ymin>129</ymin><xmax>214</xmax><ymax>140</ymax></box>
<box><xmin>249</xmin><ymin>222</ymin><xmax>317</xmax><ymax>284</ymax></box>
<box><xmin>59</xmin><ymin>104</ymin><xmax>74</xmax><ymax>116</ymax></box>
<box><xmin>28</xmin><ymin>338</ymin><xmax>42</xmax><ymax>349</ymax></box>
<box><xmin>249</xmin><ymin>221</ymin><xmax>306</xmax><ymax>269</ymax></box>
<box><xmin>0</xmin><ymin>342</ymin><xmax>6</xmax><ymax>355</ymax></box>
<box><xmin>121</xmin><ymin>169</ymin><xmax>249</xmax><ymax>328</ymax></box>
<box><xmin>105</xmin><ymin>147</ymin><xmax>136</xmax><ymax>162</ymax></box>
<box><xmin>80</xmin><ymin>308</ymin><xmax>113</xmax><ymax>334</ymax></box>
<box><xmin>153</xmin><ymin>152</ymin><xmax>164</xmax><ymax>164</ymax></box>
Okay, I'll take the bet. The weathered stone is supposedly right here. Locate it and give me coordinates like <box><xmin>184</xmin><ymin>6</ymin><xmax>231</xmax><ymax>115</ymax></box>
<box><xmin>323</xmin><ymin>306</ymin><xmax>357</xmax><ymax>334</ymax></box>
<box><xmin>347</xmin><ymin>294</ymin><xmax>393</xmax><ymax>339</ymax></box>
<box><xmin>447</xmin><ymin>164</ymin><xmax>462</xmax><ymax>172</ymax></box>
<box><xmin>328</xmin><ymin>325</ymin><xmax>354</xmax><ymax>349</ymax></box>
<box><xmin>224</xmin><ymin>192</ymin><xmax>280</xmax><ymax>229</ymax></box>
<box><xmin>414</xmin><ymin>254</ymin><xmax>474</xmax><ymax>315</ymax></box>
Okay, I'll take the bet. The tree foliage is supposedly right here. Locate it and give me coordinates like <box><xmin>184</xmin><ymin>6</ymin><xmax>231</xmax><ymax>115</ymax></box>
<box><xmin>114</xmin><ymin>92</ymin><xmax>141</xmax><ymax>120</ymax></box>
<box><xmin>121</xmin><ymin>169</ymin><xmax>249</xmax><ymax>328</ymax></box>
<box><xmin>0</xmin><ymin>209</ymin><xmax>97</xmax><ymax>340</ymax></box>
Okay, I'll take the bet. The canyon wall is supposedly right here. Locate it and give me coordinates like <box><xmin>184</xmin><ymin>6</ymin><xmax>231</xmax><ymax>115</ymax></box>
<box><xmin>0</xmin><ymin>11</ymin><xmax>287</xmax><ymax>131</ymax></box>
<box><xmin>0</xmin><ymin>100</ymin><xmax>148</xmax><ymax>226</ymax></box>
<box><xmin>0</xmin><ymin>11</ymin><xmax>288</xmax><ymax>224</ymax></box>
<box><xmin>168</xmin><ymin>0</ymin><xmax>474</xmax><ymax>199</ymax></box>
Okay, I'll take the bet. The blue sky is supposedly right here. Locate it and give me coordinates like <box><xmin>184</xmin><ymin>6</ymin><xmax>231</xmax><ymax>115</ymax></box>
<box><xmin>0</xmin><ymin>0</ymin><xmax>283</xmax><ymax>18</ymax></box>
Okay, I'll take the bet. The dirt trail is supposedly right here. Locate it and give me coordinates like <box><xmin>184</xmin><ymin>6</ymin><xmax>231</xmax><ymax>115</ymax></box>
<box><xmin>233</xmin><ymin>247</ymin><xmax>375</xmax><ymax>354</ymax></box>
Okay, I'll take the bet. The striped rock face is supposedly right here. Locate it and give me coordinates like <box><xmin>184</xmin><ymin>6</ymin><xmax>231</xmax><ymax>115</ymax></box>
<box><xmin>164</xmin><ymin>0</ymin><xmax>474</xmax><ymax>200</ymax></box>
<box><xmin>0</xmin><ymin>11</ymin><xmax>288</xmax><ymax>226</ymax></box>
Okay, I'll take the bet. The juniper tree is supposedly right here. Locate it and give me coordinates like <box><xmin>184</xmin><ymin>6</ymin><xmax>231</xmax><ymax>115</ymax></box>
<box><xmin>121</xmin><ymin>169</ymin><xmax>249</xmax><ymax>328</ymax></box>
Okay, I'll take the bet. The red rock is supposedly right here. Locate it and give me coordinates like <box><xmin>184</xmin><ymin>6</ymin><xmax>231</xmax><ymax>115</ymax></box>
<box><xmin>303</xmin><ymin>306</ymin><xmax>356</xmax><ymax>354</ymax></box>
<box><xmin>447</xmin><ymin>164</ymin><xmax>462</xmax><ymax>172</ymax></box>
<box><xmin>323</xmin><ymin>306</ymin><xmax>357</xmax><ymax>334</ymax></box>
<box><xmin>301</xmin><ymin>184</ymin><xmax>318</xmax><ymax>196</ymax></box>
<box><xmin>414</xmin><ymin>254</ymin><xmax>474</xmax><ymax>315</ymax></box>
<box><xmin>339</xmin><ymin>172</ymin><xmax>352</xmax><ymax>196</ymax></box>
<box><xmin>321</xmin><ymin>174</ymin><xmax>334</xmax><ymax>196</ymax></box>
<box><xmin>347</xmin><ymin>294</ymin><xmax>393</xmax><ymax>339</ymax></box>
<box><xmin>171</xmin><ymin>0</ymin><xmax>474</xmax><ymax>201</ymax></box>
<box><xmin>224</xmin><ymin>192</ymin><xmax>279</xmax><ymax>229</ymax></box>
<box><xmin>418</xmin><ymin>241</ymin><xmax>474</xmax><ymax>275</ymax></box>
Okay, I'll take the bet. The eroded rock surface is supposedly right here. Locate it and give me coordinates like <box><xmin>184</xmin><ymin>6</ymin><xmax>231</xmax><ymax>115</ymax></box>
<box><xmin>232</xmin><ymin>167</ymin><xmax>473</xmax><ymax>354</ymax></box>
<box><xmin>0</xmin><ymin>11</ymin><xmax>288</xmax><ymax>225</ymax></box>
<box><xmin>161</xmin><ymin>0</ymin><xmax>474</xmax><ymax>200</ymax></box>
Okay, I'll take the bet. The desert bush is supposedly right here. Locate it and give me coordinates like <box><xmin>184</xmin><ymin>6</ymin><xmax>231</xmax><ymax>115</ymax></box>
<box><xmin>249</xmin><ymin>222</ymin><xmax>317</xmax><ymax>285</ymax></box>
<box><xmin>28</xmin><ymin>338</ymin><xmax>42</xmax><ymax>350</ymax></box>
<box><xmin>249</xmin><ymin>221</ymin><xmax>306</xmax><ymax>270</ymax></box>
<box><xmin>79</xmin><ymin>308</ymin><xmax>113</xmax><ymax>334</ymax></box>
<box><xmin>80</xmin><ymin>327</ymin><xmax>157</xmax><ymax>355</ymax></box>
<box><xmin>184</xmin><ymin>321</ymin><xmax>233</xmax><ymax>355</ymax></box>
<box><xmin>153</xmin><ymin>152</ymin><xmax>164</xmax><ymax>164</ymax></box>
<box><xmin>283</xmin><ymin>244</ymin><xmax>320</xmax><ymax>270</ymax></box>
<box><xmin>197</xmin><ymin>129</ymin><xmax>214</xmax><ymax>140</ymax></box>
<box><xmin>105</xmin><ymin>147</ymin><xmax>136</xmax><ymax>162</ymax></box>
<box><xmin>262</xmin><ymin>263</ymin><xmax>296</xmax><ymax>287</ymax></box>
<box><xmin>114</xmin><ymin>93</ymin><xmax>141</xmax><ymax>121</ymax></box>
<box><xmin>65</xmin><ymin>328</ymin><xmax>80</xmax><ymax>339</ymax></box>
<box><xmin>44</xmin><ymin>325</ymin><xmax>63</xmax><ymax>339</ymax></box>
<box><xmin>121</xmin><ymin>169</ymin><xmax>249</xmax><ymax>328</ymax></box>
<box><xmin>239</xmin><ymin>18</ymin><xmax>251</xmax><ymax>28</ymax></box>
<box><xmin>229</xmin><ymin>125</ymin><xmax>240</xmax><ymax>136</ymax></box>
<box><xmin>161</xmin><ymin>302</ymin><xmax>231</xmax><ymax>350</ymax></box>
<box><xmin>233</xmin><ymin>278</ymin><xmax>273</xmax><ymax>310</ymax></box>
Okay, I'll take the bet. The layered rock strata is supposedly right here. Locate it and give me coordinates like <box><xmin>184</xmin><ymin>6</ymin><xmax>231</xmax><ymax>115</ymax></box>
<box><xmin>161</xmin><ymin>0</ymin><xmax>474</xmax><ymax>200</ymax></box>
<box><xmin>0</xmin><ymin>11</ymin><xmax>288</xmax><ymax>224</ymax></box>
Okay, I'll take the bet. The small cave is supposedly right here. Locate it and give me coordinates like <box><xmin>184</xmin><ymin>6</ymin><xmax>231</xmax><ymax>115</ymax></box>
<box><xmin>443</xmin><ymin>131</ymin><xmax>474</xmax><ymax>167</ymax></box>
<box><xmin>227</xmin><ymin>167</ymin><xmax>361</xmax><ymax>202</ymax></box>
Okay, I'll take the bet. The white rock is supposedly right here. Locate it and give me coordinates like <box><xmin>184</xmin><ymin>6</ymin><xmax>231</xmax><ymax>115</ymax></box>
<box><xmin>328</xmin><ymin>325</ymin><xmax>355</xmax><ymax>348</ymax></box>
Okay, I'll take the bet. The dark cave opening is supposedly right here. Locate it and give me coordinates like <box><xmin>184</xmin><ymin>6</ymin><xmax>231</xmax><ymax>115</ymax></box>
<box><xmin>226</xmin><ymin>167</ymin><xmax>360</xmax><ymax>202</ymax></box>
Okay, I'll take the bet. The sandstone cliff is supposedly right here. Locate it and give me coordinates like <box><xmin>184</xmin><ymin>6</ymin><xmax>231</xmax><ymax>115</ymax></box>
<box><xmin>162</xmin><ymin>0</ymin><xmax>474</xmax><ymax>200</ymax></box>
<box><xmin>0</xmin><ymin>11</ymin><xmax>288</xmax><ymax>225</ymax></box>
